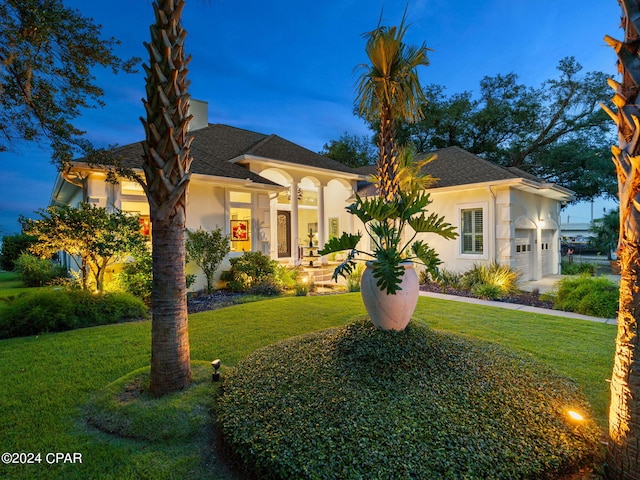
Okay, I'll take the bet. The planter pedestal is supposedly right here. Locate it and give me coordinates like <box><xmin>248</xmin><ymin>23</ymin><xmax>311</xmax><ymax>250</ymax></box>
<box><xmin>360</xmin><ymin>262</ymin><xmax>419</xmax><ymax>331</ymax></box>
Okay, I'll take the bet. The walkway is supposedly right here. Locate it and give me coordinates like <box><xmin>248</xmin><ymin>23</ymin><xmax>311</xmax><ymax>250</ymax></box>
<box><xmin>419</xmin><ymin>281</ymin><xmax>618</xmax><ymax>325</ymax></box>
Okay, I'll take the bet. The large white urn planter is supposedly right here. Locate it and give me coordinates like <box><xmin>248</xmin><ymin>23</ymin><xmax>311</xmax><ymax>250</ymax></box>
<box><xmin>360</xmin><ymin>261</ymin><xmax>419</xmax><ymax>331</ymax></box>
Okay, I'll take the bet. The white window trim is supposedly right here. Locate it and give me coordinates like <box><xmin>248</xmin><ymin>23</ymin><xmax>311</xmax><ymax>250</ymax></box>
<box><xmin>457</xmin><ymin>202</ymin><xmax>489</xmax><ymax>260</ymax></box>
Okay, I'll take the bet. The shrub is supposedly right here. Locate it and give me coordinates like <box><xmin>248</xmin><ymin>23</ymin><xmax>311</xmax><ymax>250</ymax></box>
<box><xmin>110</xmin><ymin>251</ymin><xmax>153</xmax><ymax>302</ymax></box>
<box><xmin>561</xmin><ymin>260</ymin><xmax>596</xmax><ymax>275</ymax></box>
<box><xmin>217</xmin><ymin>319</ymin><xmax>602</xmax><ymax>479</ymax></box>
<box><xmin>13</xmin><ymin>253</ymin><xmax>68</xmax><ymax>287</ymax></box>
<box><xmin>0</xmin><ymin>289</ymin><xmax>148</xmax><ymax>338</ymax></box>
<box><xmin>346</xmin><ymin>262</ymin><xmax>364</xmax><ymax>292</ymax></box>
<box><xmin>472</xmin><ymin>282</ymin><xmax>503</xmax><ymax>300</ymax></box>
<box><xmin>185</xmin><ymin>226</ymin><xmax>230</xmax><ymax>293</ymax></box>
<box><xmin>554</xmin><ymin>275</ymin><xmax>618</xmax><ymax>318</ymax></box>
<box><xmin>461</xmin><ymin>262</ymin><xmax>519</xmax><ymax>297</ymax></box>
<box><xmin>221</xmin><ymin>251</ymin><xmax>283</xmax><ymax>294</ymax></box>
<box><xmin>432</xmin><ymin>268</ymin><xmax>463</xmax><ymax>291</ymax></box>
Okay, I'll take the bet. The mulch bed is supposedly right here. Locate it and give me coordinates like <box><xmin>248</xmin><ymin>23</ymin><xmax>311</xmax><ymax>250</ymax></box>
<box><xmin>419</xmin><ymin>282</ymin><xmax>555</xmax><ymax>310</ymax></box>
<box><xmin>188</xmin><ymin>284</ymin><xmax>555</xmax><ymax>315</ymax></box>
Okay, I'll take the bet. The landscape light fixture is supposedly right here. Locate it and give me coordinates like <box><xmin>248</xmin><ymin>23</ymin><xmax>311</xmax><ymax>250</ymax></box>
<box><xmin>211</xmin><ymin>359</ymin><xmax>221</xmax><ymax>382</ymax></box>
<box><xmin>567</xmin><ymin>410</ymin><xmax>584</xmax><ymax>422</ymax></box>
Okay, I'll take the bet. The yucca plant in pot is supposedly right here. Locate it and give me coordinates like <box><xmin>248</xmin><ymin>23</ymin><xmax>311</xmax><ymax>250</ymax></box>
<box><xmin>319</xmin><ymin>188</ymin><xmax>457</xmax><ymax>330</ymax></box>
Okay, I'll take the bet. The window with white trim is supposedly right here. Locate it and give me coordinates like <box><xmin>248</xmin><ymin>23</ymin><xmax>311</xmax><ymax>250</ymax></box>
<box><xmin>461</xmin><ymin>208</ymin><xmax>484</xmax><ymax>254</ymax></box>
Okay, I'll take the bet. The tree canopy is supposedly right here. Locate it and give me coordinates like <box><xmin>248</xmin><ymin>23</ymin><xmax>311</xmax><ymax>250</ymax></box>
<box><xmin>320</xmin><ymin>132</ymin><xmax>376</xmax><ymax>168</ymax></box>
<box><xmin>0</xmin><ymin>0</ymin><xmax>138</xmax><ymax>166</ymax></box>
<box><xmin>21</xmin><ymin>203</ymin><xmax>147</xmax><ymax>292</ymax></box>
<box><xmin>185</xmin><ymin>226</ymin><xmax>230</xmax><ymax>294</ymax></box>
<box><xmin>328</xmin><ymin>56</ymin><xmax>616</xmax><ymax>202</ymax></box>
<box><xmin>355</xmin><ymin>13</ymin><xmax>431</xmax><ymax>201</ymax></box>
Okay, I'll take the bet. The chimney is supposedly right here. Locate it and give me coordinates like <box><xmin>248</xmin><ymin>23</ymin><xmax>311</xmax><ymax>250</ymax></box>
<box><xmin>188</xmin><ymin>99</ymin><xmax>209</xmax><ymax>131</ymax></box>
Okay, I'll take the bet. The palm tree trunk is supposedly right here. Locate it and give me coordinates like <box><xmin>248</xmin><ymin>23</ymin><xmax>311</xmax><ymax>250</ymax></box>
<box><xmin>377</xmin><ymin>103</ymin><xmax>399</xmax><ymax>202</ymax></box>
<box><xmin>150</xmin><ymin>214</ymin><xmax>191</xmax><ymax>395</ymax></box>
<box><xmin>603</xmin><ymin>1</ymin><xmax>640</xmax><ymax>477</ymax></box>
<box><xmin>142</xmin><ymin>0</ymin><xmax>193</xmax><ymax>396</ymax></box>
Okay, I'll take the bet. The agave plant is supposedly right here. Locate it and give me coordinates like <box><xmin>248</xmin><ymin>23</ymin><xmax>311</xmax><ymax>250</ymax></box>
<box><xmin>319</xmin><ymin>189</ymin><xmax>457</xmax><ymax>295</ymax></box>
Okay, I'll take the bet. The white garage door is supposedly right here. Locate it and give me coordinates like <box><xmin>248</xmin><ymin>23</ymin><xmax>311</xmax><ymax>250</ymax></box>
<box><xmin>541</xmin><ymin>230</ymin><xmax>554</xmax><ymax>276</ymax></box>
<box><xmin>515</xmin><ymin>229</ymin><xmax>534</xmax><ymax>281</ymax></box>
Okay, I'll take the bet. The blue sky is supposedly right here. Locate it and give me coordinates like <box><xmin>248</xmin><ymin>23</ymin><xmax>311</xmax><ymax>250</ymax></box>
<box><xmin>0</xmin><ymin>0</ymin><xmax>622</xmax><ymax>235</ymax></box>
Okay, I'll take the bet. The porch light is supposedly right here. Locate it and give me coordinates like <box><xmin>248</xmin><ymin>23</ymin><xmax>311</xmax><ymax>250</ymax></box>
<box><xmin>211</xmin><ymin>359</ymin><xmax>221</xmax><ymax>382</ymax></box>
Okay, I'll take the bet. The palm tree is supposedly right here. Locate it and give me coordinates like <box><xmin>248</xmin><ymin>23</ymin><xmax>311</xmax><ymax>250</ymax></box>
<box><xmin>141</xmin><ymin>0</ymin><xmax>193</xmax><ymax>396</ymax></box>
<box><xmin>601</xmin><ymin>0</ymin><xmax>640</xmax><ymax>477</ymax></box>
<box><xmin>355</xmin><ymin>11</ymin><xmax>431</xmax><ymax>202</ymax></box>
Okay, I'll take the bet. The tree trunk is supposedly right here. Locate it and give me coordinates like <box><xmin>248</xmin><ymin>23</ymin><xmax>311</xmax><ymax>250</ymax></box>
<box><xmin>377</xmin><ymin>103</ymin><xmax>399</xmax><ymax>202</ymax></box>
<box><xmin>149</xmin><ymin>214</ymin><xmax>191</xmax><ymax>395</ymax></box>
<box><xmin>603</xmin><ymin>1</ymin><xmax>640</xmax><ymax>477</ymax></box>
<box><xmin>142</xmin><ymin>0</ymin><xmax>193</xmax><ymax>396</ymax></box>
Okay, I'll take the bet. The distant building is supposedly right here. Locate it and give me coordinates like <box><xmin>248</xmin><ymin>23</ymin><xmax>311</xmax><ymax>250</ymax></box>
<box><xmin>559</xmin><ymin>222</ymin><xmax>595</xmax><ymax>254</ymax></box>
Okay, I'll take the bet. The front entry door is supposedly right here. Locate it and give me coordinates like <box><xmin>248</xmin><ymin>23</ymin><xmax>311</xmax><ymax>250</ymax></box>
<box><xmin>277</xmin><ymin>211</ymin><xmax>291</xmax><ymax>258</ymax></box>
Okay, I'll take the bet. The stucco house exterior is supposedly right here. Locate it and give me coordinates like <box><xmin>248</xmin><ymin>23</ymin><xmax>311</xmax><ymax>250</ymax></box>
<box><xmin>359</xmin><ymin>147</ymin><xmax>574</xmax><ymax>282</ymax></box>
<box><xmin>50</xmin><ymin>101</ymin><xmax>573</xmax><ymax>290</ymax></box>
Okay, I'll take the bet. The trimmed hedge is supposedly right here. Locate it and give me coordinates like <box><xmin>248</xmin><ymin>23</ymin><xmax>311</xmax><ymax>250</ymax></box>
<box><xmin>0</xmin><ymin>289</ymin><xmax>148</xmax><ymax>338</ymax></box>
<box><xmin>216</xmin><ymin>318</ymin><xmax>603</xmax><ymax>479</ymax></box>
<box><xmin>554</xmin><ymin>275</ymin><xmax>619</xmax><ymax>319</ymax></box>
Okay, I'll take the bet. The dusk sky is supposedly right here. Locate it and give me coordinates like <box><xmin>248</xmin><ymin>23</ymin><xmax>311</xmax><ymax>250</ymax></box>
<box><xmin>0</xmin><ymin>0</ymin><xmax>623</xmax><ymax>235</ymax></box>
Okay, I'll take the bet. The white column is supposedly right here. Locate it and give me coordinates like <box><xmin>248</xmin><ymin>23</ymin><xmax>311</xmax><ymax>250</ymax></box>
<box><xmin>269</xmin><ymin>194</ymin><xmax>278</xmax><ymax>259</ymax></box>
<box><xmin>290</xmin><ymin>181</ymin><xmax>299</xmax><ymax>265</ymax></box>
<box><xmin>317</xmin><ymin>184</ymin><xmax>326</xmax><ymax>264</ymax></box>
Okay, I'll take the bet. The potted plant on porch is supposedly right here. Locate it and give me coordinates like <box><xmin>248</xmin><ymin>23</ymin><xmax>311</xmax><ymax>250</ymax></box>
<box><xmin>319</xmin><ymin>188</ymin><xmax>457</xmax><ymax>331</ymax></box>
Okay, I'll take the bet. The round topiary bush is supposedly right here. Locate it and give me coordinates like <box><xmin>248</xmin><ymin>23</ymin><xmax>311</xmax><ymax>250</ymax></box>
<box><xmin>216</xmin><ymin>318</ymin><xmax>603</xmax><ymax>479</ymax></box>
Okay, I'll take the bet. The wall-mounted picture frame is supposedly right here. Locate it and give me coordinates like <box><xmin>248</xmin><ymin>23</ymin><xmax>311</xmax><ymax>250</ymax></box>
<box><xmin>231</xmin><ymin>220</ymin><xmax>249</xmax><ymax>241</ymax></box>
<box><xmin>329</xmin><ymin>217</ymin><xmax>340</xmax><ymax>239</ymax></box>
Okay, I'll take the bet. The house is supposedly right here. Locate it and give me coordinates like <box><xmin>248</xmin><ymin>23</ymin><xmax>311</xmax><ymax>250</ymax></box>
<box><xmin>358</xmin><ymin>147</ymin><xmax>574</xmax><ymax>281</ymax></box>
<box><xmin>50</xmin><ymin>101</ymin><xmax>365</xmax><ymax>291</ymax></box>
<box><xmin>50</xmin><ymin>100</ymin><xmax>573</xmax><ymax>289</ymax></box>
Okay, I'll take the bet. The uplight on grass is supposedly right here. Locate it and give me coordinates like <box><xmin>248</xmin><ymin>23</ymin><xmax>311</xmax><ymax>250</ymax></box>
<box><xmin>567</xmin><ymin>410</ymin><xmax>584</xmax><ymax>422</ymax></box>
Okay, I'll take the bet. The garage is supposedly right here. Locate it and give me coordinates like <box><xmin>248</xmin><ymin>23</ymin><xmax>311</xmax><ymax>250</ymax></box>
<box><xmin>540</xmin><ymin>230</ymin><xmax>555</xmax><ymax>276</ymax></box>
<box><xmin>515</xmin><ymin>229</ymin><xmax>534</xmax><ymax>281</ymax></box>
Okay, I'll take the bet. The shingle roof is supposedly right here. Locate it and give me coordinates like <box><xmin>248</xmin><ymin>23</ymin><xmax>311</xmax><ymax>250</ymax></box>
<box><xmin>357</xmin><ymin>146</ymin><xmax>549</xmax><ymax>195</ymax></box>
<box><xmin>87</xmin><ymin>124</ymin><xmax>358</xmax><ymax>186</ymax></box>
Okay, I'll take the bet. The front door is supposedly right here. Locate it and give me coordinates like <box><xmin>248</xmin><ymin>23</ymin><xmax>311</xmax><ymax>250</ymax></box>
<box><xmin>277</xmin><ymin>210</ymin><xmax>291</xmax><ymax>258</ymax></box>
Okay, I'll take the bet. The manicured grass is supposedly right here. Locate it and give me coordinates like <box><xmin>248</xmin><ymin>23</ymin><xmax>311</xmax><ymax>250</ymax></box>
<box><xmin>0</xmin><ymin>291</ymin><xmax>616</xmax><ymax>479</ymax></box>
<box><xmin>0</xmin><ymin>271</ymin><xmax>40</xmax><ymax>299</ymax></box>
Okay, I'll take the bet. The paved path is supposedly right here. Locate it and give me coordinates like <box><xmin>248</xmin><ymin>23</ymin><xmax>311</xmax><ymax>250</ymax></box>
<box><xmin>419</xmin><ymin>290</ymin><xmax>617</xmax><ymax>325</ymax></box>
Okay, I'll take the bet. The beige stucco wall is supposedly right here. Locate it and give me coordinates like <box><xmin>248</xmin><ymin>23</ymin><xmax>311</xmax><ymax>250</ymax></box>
<box><xmin>353</xmin><ymin>184</ymin><xmax>563</xmax><ymax>282</ymax></box>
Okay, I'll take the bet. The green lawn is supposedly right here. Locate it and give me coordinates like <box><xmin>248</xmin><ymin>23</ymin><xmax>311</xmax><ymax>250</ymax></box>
<box><xmin>0</xmin><ymin>284</ymin><xmax>616</xmax><ymax>479</ymax></box>
<box><xmin>0</xmin><ymin>271</ymin><xmax>40</xmax><ymax>299</ymax></box>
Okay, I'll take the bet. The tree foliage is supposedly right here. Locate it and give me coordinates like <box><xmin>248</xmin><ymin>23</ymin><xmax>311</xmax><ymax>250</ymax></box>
<box><xmin>0</xmin><ymin>0</ymin><xmax>138</xmax><ymax>165</ymax></box>
<box><xmin>589</xmin><ymin>208</ymin><xmax>619</xmax><ymax>259</ymax></box>
<box><xmin>0</xmin><ymin>232</ymin><xmax>36</xmax><ymax>271</ymax></box>
<box><xmin>21</xmin><ymin>203</ymin><xmax>147</xmax><ymax>292</ymax></box>
<box><xmin>355</xmin><ymin>11</ymin><xmax>430</xmax><ymax>201</ymax></box>
<box><xmin>339</xmin><ymin>57</ymin><xmax>616</xmax><ymax>201</ymax></box>
<box><xmin>319</xmin><ymin>132</ymin><xmax>376</xmax><ymax>168</ymax></box>
<box><xmin>185</xmin><ymin>226</ymin><xmax>230</xmax><ymax>293</ymax></box>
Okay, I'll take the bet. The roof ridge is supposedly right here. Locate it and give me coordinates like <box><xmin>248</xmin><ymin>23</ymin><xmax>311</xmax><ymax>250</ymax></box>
<box><xmin>245</xmin><ymin>133</ymin><xmax>278</xmax><ymax>156</ymax></box>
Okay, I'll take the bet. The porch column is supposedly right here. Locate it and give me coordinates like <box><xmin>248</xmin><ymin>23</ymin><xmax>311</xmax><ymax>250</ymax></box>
<box><xmin>317</xmin><ymin>184</ymin><xmax>326</xmax><ymax>265</ymax></box>
<box><xmin>290</xmin><ymin>181</ymin><xmax>299</xmax><ymax>265</ymax></box>
<box><xmin>269</xmin><ymin>194</ymin><xmax>278</xmax><ymax>260</ymax></box>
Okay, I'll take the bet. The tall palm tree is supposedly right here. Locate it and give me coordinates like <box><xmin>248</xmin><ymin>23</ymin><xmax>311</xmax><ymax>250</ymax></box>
<box><xmin>356</xmin><ymin>11</ymin><xmax>430</xmax><ymax>202</ymax></box>
<box><xmin>140</xmin><ymin>0</ymin><xmax>193</xmax><ymax>396</ymax></box>
<box><xmin>602</xmin><ymin>0</ymin><xmax>640</xmax><ymax>477</ymax></box>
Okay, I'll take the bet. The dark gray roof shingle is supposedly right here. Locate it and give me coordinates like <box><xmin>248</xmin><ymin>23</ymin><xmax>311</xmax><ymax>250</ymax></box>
<box><xmin>84</xmin><ymin>124</ymin><xmax>358</xmax><ymax>186</ymax></box>
<box><xmin>357</xmin><ymin>146</ymin><xmax>547</xmax><ymax>195</ymax></box>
